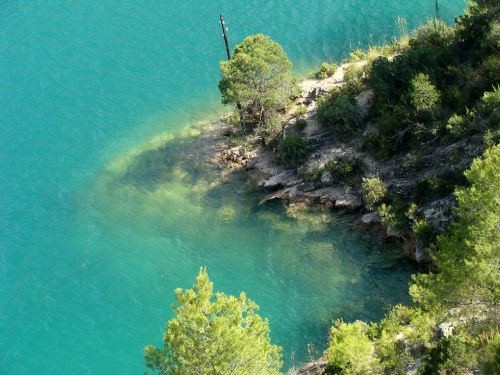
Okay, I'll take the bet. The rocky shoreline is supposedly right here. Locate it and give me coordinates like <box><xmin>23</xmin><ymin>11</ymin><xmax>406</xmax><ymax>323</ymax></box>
<box><xmin>213</xmin><ymin>63</ymin><xmax>483</xmax><ymax>263</ymax></box>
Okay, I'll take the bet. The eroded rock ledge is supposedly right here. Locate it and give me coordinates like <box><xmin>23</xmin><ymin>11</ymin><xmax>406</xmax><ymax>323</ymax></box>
<box><xmin>214</xmin><ymin>63</ymin><xmax>483</xmax><ymax>263</ymax></box>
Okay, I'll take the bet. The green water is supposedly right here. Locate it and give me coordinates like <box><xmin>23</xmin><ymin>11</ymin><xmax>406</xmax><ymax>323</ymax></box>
<box><xmin>1</xmin><ymin>1</ymin><xmax>465</xmax><ymax>374</ymax></box>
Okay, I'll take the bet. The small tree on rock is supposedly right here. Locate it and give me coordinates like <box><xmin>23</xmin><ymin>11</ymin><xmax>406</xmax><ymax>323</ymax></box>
<box><xmin>144</xmin><ymin>267</ymin><xmax>283</xmax><ymax>375</ymax></box>
<box><xmin>219</xmin><ymin>34</ymin><xmax>298</xmax><ymax>126</ymax></box>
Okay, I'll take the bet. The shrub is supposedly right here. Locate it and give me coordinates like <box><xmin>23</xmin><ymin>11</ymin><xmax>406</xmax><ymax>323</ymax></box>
<box><xmin>406</xmin><ymin>204</ymin><xmax>440</xmax><ymax>247</ymax></box>
<box><xmin>477</xmin><ymin>55</ymin><xmax>500</xmax><ymax>94</ymax></box>
<box><xmin>347</xmin><ymin>48</ymin><xmax>366</xmax><ymax>62</ymax></box>
<box><xmin>326</xmin><ymin>320</ymin><xmax>377</xmax><ymax>374</ymax></box>
<box><xmin>314</xmin><ymin>62</ymin><xmax>338</xmax><ymax>79</ymax></box>
<box><xmin>484</xmin><ymin>128</ymin><xmax>500</xmax><ymax>148</ymax></box>
<box><xmin>323</xmin><ymin>156</ymin><xmax>363</xmax><ymax>181</ymax></box>
<box><xmin>375</xmin><ymin>306</ymin><xmax>435</xmax><ymax>373</ymax></box>
<box><xmin>362</xmin><ymin>177</ymin><xmax>386</xmax><ymax>210</ymax></box>
<box><xmin>343</xmin><ymin>64</ymin><xmax>366</xmax><ymax>94</ymax></box>
<box><xmin>478</xmin><ymin>86</ymin><xmax>500</xmax><ymax>129</ymax></box>
<box><xmin>420</xmin><ymin>335</ymin><xmax>477</xmax><ymax>374</ymax></box>
<box><xmin>378</xmin><ymin>198</ymin><xmax>410</xmax><ymax>232</ymax></box>
<box><xmin>407</xmin><ymin>73</ymin><xmax>441</xmax><ymax>114</ymax></box>
<box><xmin>294</xmin><ymin>105</ymin><xmax>308</xmax><ymax>118</ymax></box>
<box><xmin>410</xmin><ymin>19</ymin><xmax>455</xmax><ymax>49</ymax></box>
<box><xmin>413</xmin><ymin>172</ymin><xmax>466</xmax><ymax>204</ymax></box>
<box><xmin>295</xmin><ymin>118</ymin><xmax>307</xmax><ymax>131</ymax></box>
<box><xmin>481</xmin><ymin>333</ymin><xmax>500</xmax><ymax>375</ymax></box>
<box><xmin>411</xmin><ymin>144</ymin><xmax>500</xmax><ymax>325</ymax></box>
<box><xmin>446</xmin><ymin>113</ymin><xmax>472</xmax><ymax>138</ymax></box>
<box><xmin>317</xmin><ymin>89</ymin><xmax>362</xmax><ymax>135</ymax></box>
<box><xmin>367</xmin><ymin>57</ymin><xmax>394</xmax><ymax>101</ymax></box>
<box><xmin>277</xmin><ymin>133</ymin><xmax>309</xmax><ymax>167</ymax></box>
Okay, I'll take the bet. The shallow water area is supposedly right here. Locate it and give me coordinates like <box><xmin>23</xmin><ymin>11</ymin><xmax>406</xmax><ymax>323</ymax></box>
<box><xmin>1</xmin><ymin>1</ymin><xmax>466</xmax><ymax>373</ymax></box>
<box><xmin>89</xmin><ymin>126</ymin><xmax>417</xmax><ymax>368</ymax></box>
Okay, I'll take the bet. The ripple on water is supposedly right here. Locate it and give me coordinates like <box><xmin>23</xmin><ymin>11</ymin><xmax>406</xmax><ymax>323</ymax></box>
<box><xmin>1</xmin><ymin>1</ymin><xmax>465</xmax><ymax>373</ymax></box>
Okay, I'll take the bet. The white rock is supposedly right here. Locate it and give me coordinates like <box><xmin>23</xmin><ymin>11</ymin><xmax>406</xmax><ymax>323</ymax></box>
<box><xmin>361</xmin><ymin>212</ymin><xmax>381</xmax><ymax>225</ymax></box>
<box><xmin>320</xmin><ymin>171</ymin><xmax>334</xmax><ymax>186</ymax></box>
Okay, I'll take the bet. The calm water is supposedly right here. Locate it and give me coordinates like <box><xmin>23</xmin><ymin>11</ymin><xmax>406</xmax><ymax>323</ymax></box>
<box><xmin>1</xmin><ymin>1</ymin><xmax>464</xmax><ymax>374</ymax></box>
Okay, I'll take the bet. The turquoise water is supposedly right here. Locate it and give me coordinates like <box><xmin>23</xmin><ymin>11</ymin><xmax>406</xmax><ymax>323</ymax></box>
<box><xmin>1</xmin><ymin>1</ymin><xmax>465</xmax><ymax>374</ymax></box>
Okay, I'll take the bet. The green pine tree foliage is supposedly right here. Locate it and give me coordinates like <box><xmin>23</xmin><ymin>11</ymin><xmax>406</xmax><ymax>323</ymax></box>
<box><xmin>408</xmin><ymin>73</ymin><xmax>440</xmax><ymax>114</ymax></box>
<box><xmin>219</xmin><ymin>34</ymin><xmax>298</xmax><ymax>120</ymax></box>
<box><xmin>144</xmin><ymin>268</ymin><xmax>282</xmax><ymax>375</ymax></box>
<box><xmin>325</xmin><ymin>320</ymin><xmax>377</xmax><ymax>374</ymax></box>
<box><xmin>411</xmin><ymin>144</ymin><xmax>500</xmax><ymax>329</ymax></box>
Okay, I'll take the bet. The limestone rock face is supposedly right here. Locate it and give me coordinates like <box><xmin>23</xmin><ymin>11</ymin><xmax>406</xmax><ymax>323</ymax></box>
<box><xmin>257</xmin><ymin>170</ymin><xmax>302</xmax><ymax>189</ymax></box>
<box><xmin>361</xmin><ymin>211</ymin><xmax>381</xmax><ymax>225</ymax></box>
<box><xmin>414</xmin><ymin>238</ymin><xmax>430</xmax><ymax>263</ymax></box>
<box><xmin>216</xmin><ymin>59</ymin><xmax>484</xmax><ymax>265</ymax></box>
<box><xmin>320</xmin><ymin>171</ymin><xmax>334</xmax><ymax>186</ymax></box>
<box><xmin>335</xmin><ymin>195</ymin><xmax>363</xmax><ymax>210</ymax></box>
<box><xmin>437</xmin><ymin>322</ymin><xmax>454</xmax><ymax>338</ymax></box>
<box><xmin>386</xmin><ymin>226</ymin><xmax>401</xmax><ymax>238</ymax></box>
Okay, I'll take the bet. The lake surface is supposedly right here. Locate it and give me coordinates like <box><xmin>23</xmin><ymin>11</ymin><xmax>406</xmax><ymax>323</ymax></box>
<box><xmin>1</xmin><ymin>1</ymin><xmax>465</xmax><ymax>373</ymax></box>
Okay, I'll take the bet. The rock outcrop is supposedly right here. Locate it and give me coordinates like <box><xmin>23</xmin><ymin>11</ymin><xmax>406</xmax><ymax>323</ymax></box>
<box><xmin>215</xmin><ymin>62</ymin><xmax>482</xmax><ymax>264</ymax></box>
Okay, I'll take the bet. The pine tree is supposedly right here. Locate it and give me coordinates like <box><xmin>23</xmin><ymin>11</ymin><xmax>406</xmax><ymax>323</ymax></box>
<box><xmin>144</xmin><ymin>268</ymin><xmax>283</xmax><ymax>375</ymax></box>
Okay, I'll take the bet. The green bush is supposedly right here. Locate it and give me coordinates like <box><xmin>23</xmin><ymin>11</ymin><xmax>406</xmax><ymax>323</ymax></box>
<box><xmin>323</xmin><ymin>156</ymin><xmax>362</xmax><ymax>181</ymax></box>
<box><xmin>317</xmin><ymin>89</ymin><xmax>362</xmax><ymax>135</ymax></box>
<box><xmin>368</xmin><ymin>57</ymin><xmax>394</xmax><ymax>102</ymax></box>
<box><xmin>295</xmin><ymin>118</ymin><xmax>307</xmax><ymax>131</ymax></box>
<box><xmin>407</xmin><ymin>73</ymin><xmax>441</xmax><ymax>114</ymax></box>
<box><xmin>294</xmin><ymin>105</ymin><xmax>308</xmax><ymax>118</ymax></box>
<box><xmin>362</xmin><ymin>177</ymin><xmax>386</xmax><ymax>209</ymax></box>
<box><xmin>481</xmin><ymin>333</ymin><xmax>500</xmax><ymax>375</ymax></box>
<box><xmin>144</xmin><ymin>268</ymin><xmax>283</xmax><ymax>375</ymax></box>
<box><xmin>277</xmin><ymin>133</ymin><xmax>309</xmax><ymax>167</ymax></box>
<box><xmin>326</xmin><ymin>320</ymin><xmax>377</xmax><ymax>375</ymax></box>
<box><xmin>413</xmin><ymin>172</ymin><xmax>467</xmax><ymax>204</ymax></box>
<box><xmin>478</xmin><ymin>86</ymin><xmax>500</xmax><ymax>128</ymax></box>
<box><xmin>378</xmin><ymin>194</ymin><xmax>410</xmax><ymax>231</ymax></box>
<box><xmin>411</xmin><ymin>144</ymin><xmax>500</xmax><ymax>324</ymax></box>
<box><xmin>410</xmin><ymin>19</ymin><xmax>455</xmax><ymax>49</ymax></box>
<box><xmin>375</xmin><ymin>306</ymin><xmax>434</xmax><ymax>373</ymax></box>
<box><xmin>347</xmin><ymin>48</ymin><xmax>366</xmax><ymax>62</ymax></box>
<box><xmin>313</xmin><ymin>62</ymin><xmax>338</xmax><ymax>79</ymax></box>
<box><xmin>446</xmin><ymin>113</ymin><xmax>472</xmax><ymax>138</ymax></box>
<box><xmin>343</xmin><ymin>64</ymin><xmax>366</xmax><ymax>94</ymax></box>
<box><xmin>420</xmin><ymin>335</ymin><xmax>477</xmax><ymax>374</ymax></box>
<box><xmin>484</xmin><ymin>128</ymin><xmax>500</xmax><ymax>148</ymax></box>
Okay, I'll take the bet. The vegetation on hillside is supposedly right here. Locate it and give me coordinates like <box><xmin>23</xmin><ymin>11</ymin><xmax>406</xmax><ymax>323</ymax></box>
<box><xmin>144</xmin><ymin>268</ymin><xmax>282</xmax><ymax>375</ymax></box>
<box><xmin>325</xmin><ymin>144</ymin><xmax>500</xmax><ymax>374</ymax></box>
<box><xmin>320</xmin><ymin>2</ymin><xmax>500</xmax><ymax>372</ymax></box>
<box><xmin>314</xmin><ymin>1</ymin><xmax>500</xmax><ymax>253</ymax></box>
<box><xmin>145</xmin><ymin>2</ymin><xmax>499</xmax><ymax>374</ymax></box>
<box><xmin>323</xmin><ymin>2</ymin><xmax>499</xmax><ymax>156</ymax></box>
